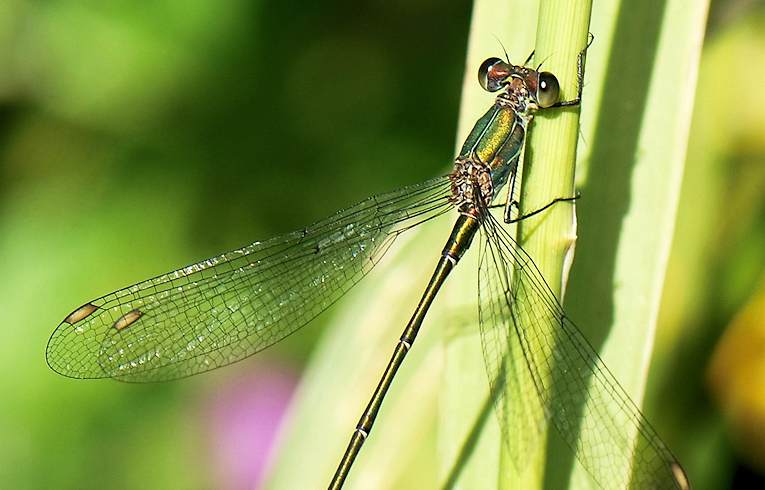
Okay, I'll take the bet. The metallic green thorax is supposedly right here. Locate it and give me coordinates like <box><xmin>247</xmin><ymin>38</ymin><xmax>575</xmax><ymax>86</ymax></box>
<box><xmin>450</xmin><ymin>102</ymin><xmax>528</xmax><ymax>213</ymax></box>
<box><xmin>460</xmin><ymin>105</ymin><xmax>525</xmax><ymax>184</ymax></box>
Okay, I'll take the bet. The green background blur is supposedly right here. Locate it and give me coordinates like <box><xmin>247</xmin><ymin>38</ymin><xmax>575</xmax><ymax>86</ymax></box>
<box><xmin>0</xmin><ymin>1</ymin><xmax>763</xmax><ymax>489</ymax></box>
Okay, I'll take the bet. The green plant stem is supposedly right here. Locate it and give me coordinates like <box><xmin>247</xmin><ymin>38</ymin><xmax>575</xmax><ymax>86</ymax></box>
<box><xmin>506</xmin><ymin>2</ymin><xmax>593</xmax><ymax>488</ymax></box>
<box><xmin>518</xmin><ymin>0</ymin><xmax>593</xmax><ymax>305</ymax></box>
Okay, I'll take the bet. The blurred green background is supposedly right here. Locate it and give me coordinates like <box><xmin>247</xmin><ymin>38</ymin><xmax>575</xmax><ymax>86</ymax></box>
<box><xmin>0</xmin><ymin>1</ymin><xmax>763</xmax><ymax>489</ymax></box>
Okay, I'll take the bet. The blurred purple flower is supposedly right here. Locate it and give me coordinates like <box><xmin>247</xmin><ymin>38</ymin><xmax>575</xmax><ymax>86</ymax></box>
<box><xmin>206</xmin><ymin>363</ymin><xmax>297</xmax><ymax>490</ymax></box>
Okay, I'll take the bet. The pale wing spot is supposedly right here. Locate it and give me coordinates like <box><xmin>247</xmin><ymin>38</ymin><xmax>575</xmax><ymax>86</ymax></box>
<box><xmin>671</xmin><ymin>462</ymin><xmax>690</xmax><ymax>490</ymax></box>
<box><xmin>113</xmin><ymin>309</ymin><xmax>144</xmax><ymax>331</ymax></box>
<box><xmin>64</xmin><ymin>303</ymin><xmax>98</xmax><ymax>324</ymax></box>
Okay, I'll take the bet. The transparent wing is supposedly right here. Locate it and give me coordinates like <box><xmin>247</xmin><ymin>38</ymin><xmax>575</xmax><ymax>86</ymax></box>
<box><xmin>47</xmin><ymin>176</ymin><xmax>454</xmax><ymax>382</ymax></box>
<box><xmin>477</xmin><ymin>212</ymin><xmax>688</xmax><ymax>489</ymax></box>
<box><xmin>477</xmin><ymin>215</ymin><xmax>549</xmax><ymax>464</ymax></box>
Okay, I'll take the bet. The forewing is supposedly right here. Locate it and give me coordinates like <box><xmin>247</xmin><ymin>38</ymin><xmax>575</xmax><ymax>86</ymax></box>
<box><xmin>47</xmin><ymin>177</ymin><xmax>453</xmax><ymax>382</ymax></box>
<box><xmin>478</xmin><ymin>214</ymin><xmax>688</xmax><ymax>489</ymax></box>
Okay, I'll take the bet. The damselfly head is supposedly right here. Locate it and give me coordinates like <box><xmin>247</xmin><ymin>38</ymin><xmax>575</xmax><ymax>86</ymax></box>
<box><xmin>479</xmin><ymin>58</ymin><xmax>561</xmax><ymax>109</ymax></box>
<box><xmin>478</xmin><ymin>57</ymin><xmax>511</xmax><ymax>92</ymax></box>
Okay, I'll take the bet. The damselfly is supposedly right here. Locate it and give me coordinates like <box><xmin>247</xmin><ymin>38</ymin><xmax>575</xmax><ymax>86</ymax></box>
<box><xmin>46</xmin><ymin>42</ymin><xmax>689</xmax><ymax>489</ymax></box>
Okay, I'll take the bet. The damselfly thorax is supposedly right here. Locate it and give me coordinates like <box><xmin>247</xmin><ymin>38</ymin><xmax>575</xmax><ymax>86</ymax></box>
<box><xmin>449</xmin><ymin>57</ymin><xmax>562</xmax><ymax>217</ymax></box>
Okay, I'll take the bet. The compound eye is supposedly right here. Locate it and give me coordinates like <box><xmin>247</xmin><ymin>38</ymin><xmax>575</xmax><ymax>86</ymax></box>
<box><xmin>478</xmin><ymin>57</ymin><xmax>510</xmax><ymax>92</ymax></box>
<box><xmin>537</xmin><ymin>72</ymin><xmax>560</xmax><ymax>108</ymax></box>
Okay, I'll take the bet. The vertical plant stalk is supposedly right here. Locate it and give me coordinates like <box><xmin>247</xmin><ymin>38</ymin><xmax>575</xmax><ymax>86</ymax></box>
<box><xmin>518</xmin><ymin>1</ymin><xmax>593</xmax><ymax>305</ymax></box>
<box><xmin>509</xmin><ymin>1</ymin><xmax>593</xmax><ymax>488</ymax></box>
<box><xmin>439</xmin><ymin>1</ymin><xmax>593</xmax><ymax>488</ymax></box>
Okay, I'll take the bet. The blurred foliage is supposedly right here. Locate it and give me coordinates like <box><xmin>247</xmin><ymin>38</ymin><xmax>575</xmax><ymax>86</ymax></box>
<box><xmin>708</xmin><ymin>280</ymin><xmax>765</xmax><ymax>472</ymax></box>
<box><xmin>646</xmin><ymin>1</ymin><xmax>765</xmax><ymax>489</ymax></box>
<box><xmin>0</xmin><ymin>0</ymin><xmax>763</xmax><ymax>489</ymax></box>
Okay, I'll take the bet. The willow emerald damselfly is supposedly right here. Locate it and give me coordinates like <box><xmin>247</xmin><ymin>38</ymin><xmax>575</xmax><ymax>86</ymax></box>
<box><xmin>46</xmin><ymin>41</ymin><xmax>689</xmax><ymax>489</ymax></box>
